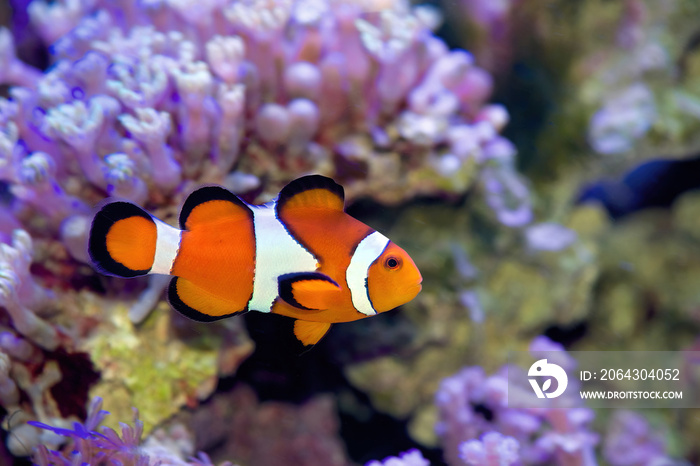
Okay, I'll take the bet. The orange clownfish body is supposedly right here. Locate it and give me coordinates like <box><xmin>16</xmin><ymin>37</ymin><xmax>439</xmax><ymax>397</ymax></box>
<box><xmin>88</xmin><ymin>175</ymin><xmax>422</xmax><ymax>346</ymax></box>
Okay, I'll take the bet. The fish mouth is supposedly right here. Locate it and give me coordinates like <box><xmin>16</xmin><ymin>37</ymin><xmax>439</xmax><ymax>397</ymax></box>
<box><xmin>415</xmin><ymin>276</ymin><xmax>423</xmax><ymax>291</ymax></box>
<box><xmin>406</xmin><ymin>282</ymin><xmax>422</xmax><ymax>299</ymax></box>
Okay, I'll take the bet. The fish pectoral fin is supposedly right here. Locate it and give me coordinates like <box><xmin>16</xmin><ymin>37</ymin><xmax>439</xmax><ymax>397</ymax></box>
<box><xmin>278</xmin><ymin>272</ymin><xmax>341</xmax><ymax>310</ymax></box>
<box><xmin>294</xmin><ymin>320</ymin><xmax>332</xmax><ymax>346</ymax></box>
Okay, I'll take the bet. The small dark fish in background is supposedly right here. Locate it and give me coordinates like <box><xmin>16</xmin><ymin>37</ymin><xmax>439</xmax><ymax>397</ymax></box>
<box><xmin>577</xmin><ymin>155</ymin><xmax>700</xmax><ymax>219</ymax></box>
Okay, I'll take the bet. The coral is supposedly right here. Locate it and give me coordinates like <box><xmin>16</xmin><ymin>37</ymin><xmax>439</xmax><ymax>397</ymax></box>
<box><xmin>0</xmin><ymin>0</ymin><xmax>533</xmax><ymax>458</ymax></box>
<box><xmin>0</xmin><ymin>229</ymin><xmax>58</xmax><ymax>350</ymax></box>
<box><xmin>454</xmin><ymin>0</ymin><xmax>522</xmax><ymax>74</ymax></box>
<box><xmin>434</xmin><ymin>337</ymin><xmax>598</xmax><ymax>465</ymax></box>
<box><xmin>337</xmin><ymin>5</ymin><xmax>700</xmax><ymax>457</ymax></box>
<box><xmin>574</xmin><ymin>0</ymin><xmax>700</xmax><ymax>159</ymax></box>
<box><xmin>0</xmin><ymin>0</ymin><xmax>521</xmax><ymax>220</ymax></box>
<box><xmin>582</xmin><ymin>189</ymin><xmax>700</xmax><ymax>351</ymax></box>
<box><xmin>587</xmin><ymin>82</ymin><xmax>656</xmax><ymax>156</ymax></box>
<box><xmin>4</xmin><ymin>0</ymin><xmax>698</xmax><ymax>464</ymax></box>
<box><xmin>0</xmin><ymin>230</ymin><xmax>94</xmax><ymax>458</ymax></box>
<box><xmin>29</xmin><ymin>396</ymin><xmax>235</xmax><ymax>465</ymax></box>
<box><xmin>0</xmin><ymin>226</ymin><xmax>252</xmax><ymax>452</ymax></box>
<box><xmin>365</xmin><ymin>448</ymin><xmax>430</xmax><ymax>466</ymax></box>
<box><xmin>603</xmin><ymin>411</ymin><xmax>678</xmax><ymax>466</ymax></box>
<box><xmin>183</xmin><ymin>384</ymin><xmax>349</xmax><ymax>466</ymax></box>
<box><xmin>80</xmin><ymin>299</ymin><xmax>253</xmax><ymax>431</ymax></box>
<box><xmin>338</xmin><ymin>195</ymin><xmax>599</xmax><ymax>447</ymax></box>
<box><xmin>0</xmin><ymin>27</ymin><xmax>42</xmax><ymax>88</ymax></box>
<box><xmin>459</xmin><ymin>432</ymin><xmax>520</xmax><ymax>466</ymax></box>
<box><xmin>447</xmin><ymin>0</ymin><xmax>700</xmax><ymax>189</ymax></box>
<box><xmin>30</xmin><ymin>396</ymin><xmax>148</xmax><ymax>465</ymax></box>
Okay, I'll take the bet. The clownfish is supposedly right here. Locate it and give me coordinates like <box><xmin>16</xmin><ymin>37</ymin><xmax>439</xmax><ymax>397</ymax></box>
<box><xmin>88</xmin><ymin>175</ymin><xmax>422</xmax><ymax>346</ymax></box>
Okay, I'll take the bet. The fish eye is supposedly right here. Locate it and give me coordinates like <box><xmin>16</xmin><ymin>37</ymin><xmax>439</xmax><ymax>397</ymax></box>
<box><xmin>384</xmin><ymin>256</ymin><xmax>401</xmax><ymax>270</ymax></box>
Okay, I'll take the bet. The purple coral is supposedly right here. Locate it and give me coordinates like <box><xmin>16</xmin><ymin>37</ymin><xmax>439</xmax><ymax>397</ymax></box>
<box><xmin>0</xmin><ymin>230</ymin><xmax>58</xmax><ymax>351</ymax></box>
<box><xmin>0</xmin><ymin>0</ymin><xmax>525</xmax><ymax>216</ymax></box>
<box><xmin>435</xmin><ymin>336</ymin><xmax>598</xmax><ymax>465</ymax></box>
<box><xmin>588</xmin><ymin>83</ymin><xmax>656</xmax><ymax>155</ymax></box>
<box><xmin>188</xmin><ymin>384</ymin><xmax>347</xmax><ymax>466</ymax></box>
<box><xmin>524</xmin><ymin>223</ymin><xmax>578</xmax><ymax>252</ymax></box>
<box><xmin>603</xmin><ymin>411</ymin><xmax>677</xmax><ymax>466</ymax></box>
<box><xmin>0</xmin><ymin>0</ymin><xmax>541</xmax><ymax>462</ymax></box>
<box><xmin>460</xmin><ymin>432</ymin><xmax>520</xmax><ymax>466</ymax></box>
<box><xmin>30</xmin><ymin>396</ymin><xmax>148</xmax><ymax>465</ymax></box>
<box><xmin>366</xmin><ymin>448</ymin><xmax>430</xmax><ymax>466</ymax></box>
<box><xmin>435</xmin><ymin>365</ymin><xmax>538</xmax><ymax>464</ymax></box>
<box><xmin>0</xmin><ymin>28</ymin><xmax>42</xmax><ymax>88</ymax></box>
<box><xmin>0</xmin><ymin>0</ymin><xmax>533</xmax><ymax>335</ymax></box>
<box><xmin>30</xmin><ymin>396</ymin><xmax>234</xmax><ymax>465</ymax></box>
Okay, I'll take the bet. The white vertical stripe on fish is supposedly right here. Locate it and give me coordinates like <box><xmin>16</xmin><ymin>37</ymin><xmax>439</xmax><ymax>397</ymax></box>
<box><xmin>248</xmin><ymin>202</ymin><xmax>318</xmax><ymax>312</ymax></box>
<box><xmin>151</xmin><ymin>218</ymin><xmax>182</xmax><ymax>274</ymax></box>
<box><xmin>346</xmin><ymin>231</ymin><xmax>389</xmax><ymax>316</ymax></box>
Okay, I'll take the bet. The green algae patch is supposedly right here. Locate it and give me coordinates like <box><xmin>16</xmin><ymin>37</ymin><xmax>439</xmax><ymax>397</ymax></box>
<box><xmin>80</xmin><ymin>299</ymin><xmax>220</xmax><ymax>432</ymax></box>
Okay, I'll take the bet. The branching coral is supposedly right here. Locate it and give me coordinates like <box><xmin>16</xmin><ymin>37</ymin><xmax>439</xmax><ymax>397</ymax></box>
<box><xmin>29</xmin><ymin>396</ymin><xmax>236</xmax><ymax>465</ymax></box>
<box><xmin>0</xmin><ymin>0</ymin><xmax>536</xmax><ymax>459</ymax></box>
<box><xmin>435</xmin><ymin>337</ymin><xmax>598</xmax><ymax>465</ymax></box>
<box><xmin>1</xmin><ymin>0</ymin><xmax>525</xmax><ymax>226</ymax></box>
<box><xmin>178</xmin><ymin>384</ymin><xmax>348</xmax><ymax>465</ymax></box>
<box><xmin>366</xmin><ymin>448</ymin><xmax>430</xmax><ymax>466</ymax></box>
<box><xmin>459</xmin><ymin>432</ymin><xmax>520</xmax><ymax>466</ymax></box>
<box><xmin>0</xmin><ymin>230</ymin><xmax>57</xmax><ymax>351</ymax></box>
<box><xmin>603</xmin><ymin>410</ymin><xmax>677</xmax><ymax>466</ymax></box>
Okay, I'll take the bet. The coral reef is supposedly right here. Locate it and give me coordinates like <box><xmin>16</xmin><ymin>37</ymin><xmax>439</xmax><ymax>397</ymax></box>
<box><xmin>365</xmin><ymin>449</ymin><xmax>430</xmax><ymax>466</ymax></box>
<box><xmin>81</xmin><ymin>299</ymin><xmax>253</xmax><ymax>430</ymax></box>
<box><xmin>435</xmin><ymin>337</ymin><xmax>598</xmax><ymax>466</ymax></box>
<box><xmin>0</xmin><ymin>0</ymin><xmax>519</xmax><ymax>212</ymax></box>
<box><xmin>179</xmin><ymin>384</ymin><xmax>350</xmax><ymax>466</ymax></box>
<box><xmin>0</xmin><ymin>0</ymin><xmax>698</xmax><ymax>464</ymax></box>
<box><xmin>0</xmin><ymin>0</ymin><xmax>528</xmax><ymax>458</ymax></box>
<box><xmin>337</xmin><ymin>194</ymin><xmax>599</xmax><ymax>447</ymax></box>
<box><xmin>29</xmin><ymin>396</ymin><xmax>235</xmax><ymax>465</ymax></box>
<box><xmin>459</xmin><ymin>432</ymin><xmax>520</xmax><ymax>466</ymax></box>
<box><xmin>603</xmin><ymin>410</ymin><xmax>678</xmax><ymax>466</ymax></box>
<box><xmin>449</xmin><ymin>0</ymin><xmax>700</xmax><ymax>183</ymax></box>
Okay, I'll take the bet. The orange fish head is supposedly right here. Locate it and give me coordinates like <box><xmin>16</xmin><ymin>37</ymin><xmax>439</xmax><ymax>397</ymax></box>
<box><xmin>366</xmin><ymin>241</ymin><xmax>422</xmax><ymax>313</ymax></box>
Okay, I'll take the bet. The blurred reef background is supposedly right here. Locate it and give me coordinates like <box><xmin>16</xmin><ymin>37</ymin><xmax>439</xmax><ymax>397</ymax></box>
<box><xmin>0</xmin><ymin>0</ymin><xmax>699</xmax><ymax>464</ymax></box>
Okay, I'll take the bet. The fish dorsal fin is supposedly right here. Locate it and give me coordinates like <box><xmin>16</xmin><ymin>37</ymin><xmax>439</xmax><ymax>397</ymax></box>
<box><xmin>294</xmin><ymin>320</ymin><xmax>332</xmax><ymax>346</ymax></box>
<box><xmin>278</xmin><ymin>272</ymin><xmax>341</xmax><ymax>310</ymax></box>
<box><xmin>179</xmin><ymin>186</ymin><xmax>252</xmax><ymax>230</ymax></box>
<box><xmin>276</xmin><ymin>175</ymin><xmax>345</xmax><ymax>214</ymax></box>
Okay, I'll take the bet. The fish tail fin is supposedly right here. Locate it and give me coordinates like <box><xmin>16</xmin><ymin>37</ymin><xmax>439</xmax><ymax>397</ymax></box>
<box><xmin>89</xmin><ymin>201</ymin><xmax>179</xmax><ymax>278</ymax></box>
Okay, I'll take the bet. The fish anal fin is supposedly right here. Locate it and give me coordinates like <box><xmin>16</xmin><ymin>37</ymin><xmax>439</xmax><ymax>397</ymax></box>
<box><xmin>277</xmin><ymin>175</ymin><xmax>345</xmax><ymax>215</ymax></box>
<box><xmin>180</xmin><ymin>186</ymin><xmax>252</xmax><ymax>230</ymax></box>
<box><xmin>278</xmin><ymin>272</ymin><xmax>341</xmax><ymax>310</ymax></box>
<box><xmin>294</xmin><ymin>320</ymin><xmax>331</xmax><ymax>346</ymax></box>
<box><xmin>168</xmin><ymin>277</ymin><xmax>245</xmax><ymax>322</ymax></box>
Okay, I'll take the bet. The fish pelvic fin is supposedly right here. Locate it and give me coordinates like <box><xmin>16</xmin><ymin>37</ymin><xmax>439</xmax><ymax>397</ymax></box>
<box><xmin>294</xmin><ymin>320</ymin><xmax>332</xmax><ymax>346</ymax></box>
